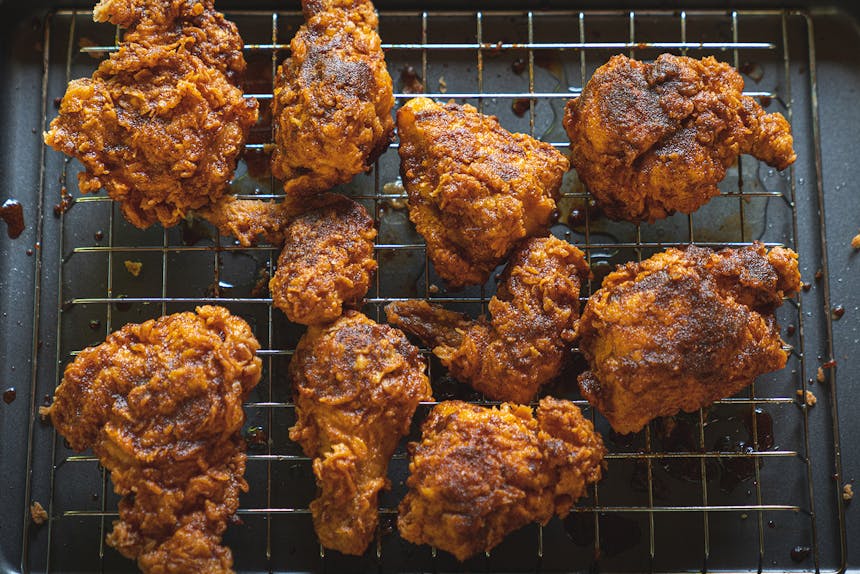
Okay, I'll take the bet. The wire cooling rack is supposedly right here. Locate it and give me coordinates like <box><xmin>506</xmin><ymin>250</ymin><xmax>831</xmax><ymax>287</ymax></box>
<box><xmin>21</xmin><ymin>7</ymin><xmax>846</xmax><ymax>574</ymax></box>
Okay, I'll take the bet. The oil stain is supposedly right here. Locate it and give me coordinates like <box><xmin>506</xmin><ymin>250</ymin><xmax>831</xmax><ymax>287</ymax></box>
<box><xmin>0</xmin><ymin>199</ymin><xmax>25</xmax><ymax>238</ymax></box>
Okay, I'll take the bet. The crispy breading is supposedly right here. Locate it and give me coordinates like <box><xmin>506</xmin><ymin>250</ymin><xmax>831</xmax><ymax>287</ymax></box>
<box><xmin>271</xmin><ymin>0</ymin><xmax>395</xmax><ymax>195</ymax></box>
<box><xmin>289</xmin><ymin>311</ymin><xmax>432</xmax><ymax>555</ymax></box>
<box><xmin>42</xmin><ymin>306</ymin><xmax>262</xmax><ymax>573</ymax></box>
<box><xmin>204</xmin><ymin>193</ymin><xmax>377</xmax><ymax>324</ymax></box>
<box><xmin>397</xmin><ymin>97</ymin><xmax>569</xmax><ymax>286</ymax></box>
<box><xmin>204</xmin><ymin>196</ymin><xmax>293</xmax><ymax>247</ymax></box>
<box><xmin>386</xmin><ymin>236</ymin><xmax>588</xmax><ymax>404</ymax></box>
<box><xmin>270</xmin><ymin>194</ymin><xmax>377</xmax><ymax>325</ymax></box>
<box><xmin>93</xmin><ymin>0</ymin><xmax>247</xmax><ymax>83</ymax></box>
<box><xmin>398</xmin><ymin>398</ymin><xmax>605</xmax><ymax>561</ymax></box>
<box><xmin>44</xmin><ymin>0</ymin><xmax>258</xmax><ymax>229</ymax></box>
<box><xmin>577</xmin><ymin>243</ymin><xmax>801</xmax><ymax>434</ymax></box>
<box><xmin>564</xmin><ymin>54</ymin><xmax>796</xmax><ymax>222</ymax></box>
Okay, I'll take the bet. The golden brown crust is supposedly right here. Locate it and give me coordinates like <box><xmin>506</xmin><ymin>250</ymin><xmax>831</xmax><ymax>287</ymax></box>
<box><xmin>93</xmin><ymin>0</ymin><xmax>247</xmax><ymax>83</ymax></box>
<box><xmin>202</xmin><ymin>193</ymin><xmax>349</xmax><ymax>247</ymax></box>
<box><xmin>270</xmin><ymin>194</ymin><xmax>377</xmax><ymax>325</ymax></box>
<box><xmin>44</xmin><ymin>1</ymin><xmax>258</xmax><ymax>229</ymax></box>
<box><xmin>397</xmin><ymin>397</ymin><xmax>605</xmax><ymax>561</ymax></box>
<box><xmin>289</xmin><ymin>311</ymin><xmax>432</xmax><ymax>555</ymax></box>
<box><xmin>564</xmin><ymin>54</ymin><xmax>796</xmax><ymax>222</ymax></box>
<box><xmin>43</xmin><ymin>306</ymin><xmax>262</xmax><ymax>573</ymax></box>
<box><xmin>397</xmin><ymin>97</ymin><xmax>570</xmax><ymax>287</ymax></box>
<box><xmin>576</xmin><ymin>243</ymin><xmax>801</xmax><ymax>434</ymax></box>
<box><xmin>271</xmin><ymin>0</ymin><xmax>395</xmax><ymax>195</ymax></box>
<box><xmin>203</xmin><ymin>196</ymin><xmax>293</xmax><ymax>247</ymax></box>
<box><xmin>386</xmin><ymin>236</ymin><xmax>589</xmax><ymax>404</ymax></box>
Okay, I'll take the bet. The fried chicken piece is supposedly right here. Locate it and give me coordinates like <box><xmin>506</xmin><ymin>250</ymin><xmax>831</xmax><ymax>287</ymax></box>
<box><xmin>398</xmin><ymin>97</ymin><xmax>569</xmax><ymax>287</ymax></box>
<box><xmin>398</xmin><ymin>398</ymin><xmax>605</xmax><ymax>561</ymax></box>
<box><xmin>563</xmin><ymin>54</ymin><xmax>796</xmax><ymax>222</ymax></box>
<box><xmin>386</xmin><ymin>236</ymin><xmax>589</xmax><ymax>404</ymax></box>
<box><xmin>271</xmin><ymin>0</ymin><xmax>395</xmax><ymax>195</ymax></box>
<box><xmin>203</xmin><ymin>196</ymin><xmax>293</xmax><ymax>247</ymax></box>
<box><xmin>204</xmin><ymin>193</ymin><xmax>377</xmax><ymax>324</ymax></box>
<box><xmin>41</xmin><ymin>306</ymin><xmax>262</xmax><ymax>573</ymax></box>
<box><xmin>93</xmin><ymin>0</ymin><xmax>246</xmax><ymax>83</ymax></box>
<box><xmin>270</xmin><ymin>194</ymin><xmax>377</xmax><ymax>325</ymax></box>
<box><xmin>577</xmin><ymin>242</ymin><xmax>801</xmax><ymax>434</ymax></box>
<box><xmin>44</xmin><ymin>1</ymin><xmax>258</xmax><ymax>229</ymax></box>
<box><xmin>289</xmin><ymin>311</ymin><xmax>432</xmax><ymax>555</ymax></box>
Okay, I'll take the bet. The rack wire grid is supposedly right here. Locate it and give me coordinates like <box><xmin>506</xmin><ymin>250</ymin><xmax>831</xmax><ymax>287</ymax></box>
<box><xmin>22</xmin><ymin>6</ymin><xmax>846</xmax><ymax>574</ymax></box>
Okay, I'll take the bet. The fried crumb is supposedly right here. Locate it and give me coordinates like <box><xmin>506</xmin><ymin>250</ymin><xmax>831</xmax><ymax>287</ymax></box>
<box><xmin>382</xmin><ymin>180</ymin><xmax>406</xmax><ymax>196</ymax></box>
<box><xmin>428</xmin><ymin>284</ymin><xmax>440</xmax><ymax>294</ymax></box>
<box><xmin>796</xmin><ymin>389</ymin><xmax>817</xmax><ymax>407</ymax></box>
<box><xmin>38</xmin><ymin>405</ymin><xmax>50</xmax><ymax>421</ymax></box>
<box><xmin>123</xmin><ymin>260</ymin><xmax>143</xmax><ymax>277</ymax></box>
<box><xmin>843</xmin><ymin>483</ymin><xmax>854</xmax><ymax>502</ymax></box>
<box><xmin>30</xmin><ymin>501</ymin><xmax>48</xmax><ymax>525</ymax></box>
<box><xmin>817</xmin><ymin>366</ymin><xmax>826</xmax><ymax>383</ymax></box>
<box><xmin>438</xmin><ymin>76</ymin><xmax>447</xmax><ymax>93</ymax></box>
<box><xmin>852</xmin><ymin>233</ymin><xmax>860</xmax><ymax>250</ymax></box>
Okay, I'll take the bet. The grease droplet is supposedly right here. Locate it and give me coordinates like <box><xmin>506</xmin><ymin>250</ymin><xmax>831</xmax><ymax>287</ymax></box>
<box><xmin>511</xmin><ymin>98</ymin><xmax>530</xmax><ymax>117</ymax></box>
<box><xmin>790</xmin><ymin>545</ymin><xmax>810</xmax><ymax>562</ymax></box>
<box><xmin>399</xmin><ymin>65</ymin><xmax>424</xmax><ymax>95</ymax></box>
<box><xmin>245</xmin><ymin>426</ymin><xmax>268</xmax><ymax>450</ymax></box>
<box><xmin>53</xmin><ymin>188</ymin><xmax>74</xmax><ymax>217</ymax></box>
<box><xmin>0</xmin><ymin>199</ymin><xmax>25</xmax><ymax>238</ymax></box>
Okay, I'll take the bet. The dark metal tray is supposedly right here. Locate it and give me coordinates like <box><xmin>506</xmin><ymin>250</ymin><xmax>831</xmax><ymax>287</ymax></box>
<box><xmin>2</xmin><ymin>2</ymin><xmax>859</xmax><ymax>573</ymax></box>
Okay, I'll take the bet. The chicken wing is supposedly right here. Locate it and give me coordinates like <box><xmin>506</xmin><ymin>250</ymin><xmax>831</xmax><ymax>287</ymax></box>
<box><xmin>576</xmin><ymin>243</ymin><xmax>801</xmax><ymax>434</ymax></box>
<box><xmin>386</xmin><ymin>235</ymin><xmax>589</xmax><ymax>404</ymax></box>
<box><xmin>41</xmin><ymin>306</ymin><xmax>262</xmax><ymax>573</ymax></box>
<box><xmin>398</xmin><ymin>97</ymin><xmax>570</xmax><ymax>287</ymax></box>
<box><xmin>398</xmin><ymin>398</ymin><xmax>605</xmax><ymax>561</ymax></box>
<box><xmin>269</xmin><ymin>194</ymin><xmax>377</xmax><ymax>325</ymax></box>
<box><xmin>289</xmin><ymin>311</ymin><xmax>432</xmax><ymax>555</ymax></box>
<box><xmin>271</xmin><ymin>0</ymin><xmax>395</xmax><ymax>195</ymax></box>
<box><xmin>563</xmin><ymin>54</ymin><xmax>796</xmax><ymax>222</ymax></box>
<box><xmin>44</xmin><ymin>0</ymin><xmax>258</xmax><ymax>229</ymax></box>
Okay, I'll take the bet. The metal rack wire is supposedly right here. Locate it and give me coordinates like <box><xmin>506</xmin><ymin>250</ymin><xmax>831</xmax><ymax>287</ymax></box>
<box><xmin>28</xmin><ymin>7</ymin><xmax>845</xmax><ymax>573</ymax></box>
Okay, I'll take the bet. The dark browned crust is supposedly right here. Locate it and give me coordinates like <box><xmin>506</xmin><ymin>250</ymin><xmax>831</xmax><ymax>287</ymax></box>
<box><xmin>576</xmin><ymin>242</ymin><xmax>801</xmax><ymax>434</ymax></box>
<box><xmin>386</xmin><ymin>235</ymin><xmax>589</xmax><ymax>404</ymax></box>
<box><xmin>289</xmin><ymin>311</ymin><xmax>432</xmax><ymax>555</ymax></box>
<box><xmin>270</xmin><ymin>194</ymin><xmax>377</xmax><ymax>325</ymax></box>
<box><xmin>397</xmin><ymin>398</ymin><xmax>605</xmax><ymax>561</ymax></box>
<box><xmin>271</xmin><ymin>0</ymin><xmax>395</xmax><ymax>195</ymax></box>
<box><xmin>564</xmin><ymin>53</ymin><xmax>796</xmax><ymax>223</ymax></box>
<box><xmin>43</xmin><ymin>306</ymin><xmax>262</xmax><ymax>573</ymax></box>
<box><xmin>93</xmin><ymin>0</ymin><xmax>247</xmax><ymax>84</ymax></box>
<box><xmin>397</xmin><ymin>97</ymin><xmax>570</xmax><ymax>287</ymax></box>
<box><xmin>44</xmin><ymin>0</ymin><xmax>258</xmax><ymax>229</ymax></box>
